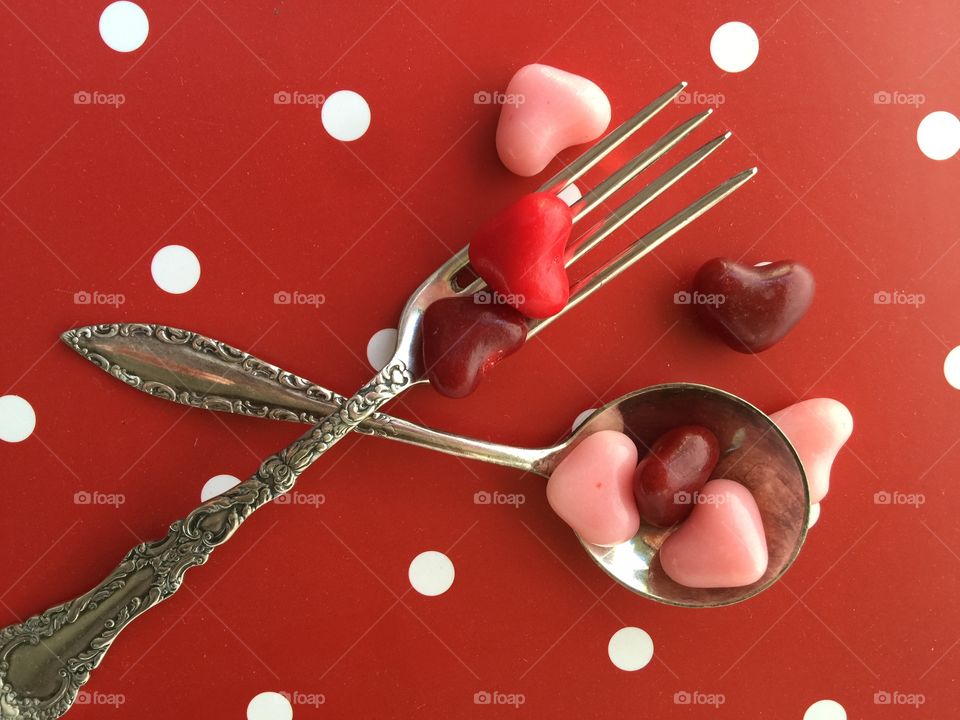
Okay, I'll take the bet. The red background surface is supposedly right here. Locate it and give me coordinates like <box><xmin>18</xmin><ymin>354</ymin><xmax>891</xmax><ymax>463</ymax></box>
<box><xmin>2</xmin><ymin>1</ymin><xmax>959</xmax><ymax>717</ymax></box>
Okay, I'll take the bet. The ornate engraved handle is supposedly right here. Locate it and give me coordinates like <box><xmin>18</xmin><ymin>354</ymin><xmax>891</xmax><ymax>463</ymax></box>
<box><xmin>0</xmin><ymin>360</ymin><xmax>413</xmax><ymax>720</ymax></box>
<box><xmin>60</xmin><ymin>323</ymin><xmax>546</xmax><ymax>472</ymax></box>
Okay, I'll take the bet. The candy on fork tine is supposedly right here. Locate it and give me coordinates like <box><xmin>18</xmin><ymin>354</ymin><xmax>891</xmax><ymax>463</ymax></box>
<box><xmin>0</xmin><ymin>83</ymin><xmax>758</xmax><ymax>720</ymax></box>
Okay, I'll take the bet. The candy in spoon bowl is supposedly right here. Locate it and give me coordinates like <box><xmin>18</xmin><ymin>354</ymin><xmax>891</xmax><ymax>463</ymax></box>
<box><xmin>555</xmin><ymin>383</ymin><xmax>808</xmax><ymax>608</ymax></box>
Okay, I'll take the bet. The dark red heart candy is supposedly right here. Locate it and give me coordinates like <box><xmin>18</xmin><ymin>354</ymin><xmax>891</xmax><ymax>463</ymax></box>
<box><xmin>421</xmin><ymin>297</ymin><xmax>527</xmax><ymax>398</ymax></box>
<box><xmin>469</xmin><ymin>192</ymin><xmax>572</xmax><ymax>319</ymax></box>
<box><xmin>633</xmin><ymin>425</ymin><xmax>720</xmax><ymax>528</ymax></box>
<box><xmin>692</xmin><ymin>258</ymin><xmax>815</xmax><ymax>353</ymax></box>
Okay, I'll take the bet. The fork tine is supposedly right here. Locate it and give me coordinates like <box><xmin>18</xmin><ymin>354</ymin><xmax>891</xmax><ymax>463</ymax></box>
<box><xmin>538</xmin><ymin>81</ymin><xmax>688</xmax><ymax>196</ymax></box>
<box><xmin>570</xmin><ymin>109</ymin><xmax>712</xmax><ymax>224</ymax></box>
<box><xmin>566</xmin><ymin>131</ymin><xmax>731</xmax><ymax>266</ymax></box>
<box><xmin>528</xmin><ymin>167</ymin><xmax>758</xmax><ymax>337</ymax></box>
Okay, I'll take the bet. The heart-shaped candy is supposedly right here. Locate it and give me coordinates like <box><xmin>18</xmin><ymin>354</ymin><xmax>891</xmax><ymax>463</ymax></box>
<box><xmin>421</xmin><ymin>297</ymin><xmax>527</xmax><ymax>398</ymax></box>
<box><xmin>659</xmin><ymin>479</ymin><xmax>768</xmax><ymax>588</ymax></box>
<box><xmin>546</xmin><ymin>430</ymin><xmax>640</xmax><ymax>546</ymax></box>
<box><xmin>692</xmin><ymin>258</ymin><xmax>815</xmax><ymax>353</ymax></box>
<box><xmin>633</xmin><ymin>425</ymin><xmax>720</xmax><ymax>528</ymax></box>
<box><xmin>496</xmin><ymin>64</ymin><xmax>611</xmax><ymax>177</ymax></box>
<box><xmin>770</xmin><ymin>398</ymin><xmax>853</xmax><ymax>504</ymax></box>
<box><xmin>469</xmin><ymin>192</ymin><xmax>572</xmax><ymax>318</ymax></box>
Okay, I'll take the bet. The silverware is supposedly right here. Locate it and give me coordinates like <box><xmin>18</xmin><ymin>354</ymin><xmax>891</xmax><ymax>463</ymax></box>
<box><xmin>0</xmin><ymin>82</ymin><xmax>757</xmax><ymax>719</ymax></box>
<box><xmin>62</xmin><ymin>323</ymin><xmax>811</xmax><ymax>605</ymax></box>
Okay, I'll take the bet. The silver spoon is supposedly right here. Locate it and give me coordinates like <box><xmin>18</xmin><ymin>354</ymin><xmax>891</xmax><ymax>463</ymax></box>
<box><xmin>64</xmin><ymin>323</ymin><xmax>810</xmax><ymax>609</ymax></box>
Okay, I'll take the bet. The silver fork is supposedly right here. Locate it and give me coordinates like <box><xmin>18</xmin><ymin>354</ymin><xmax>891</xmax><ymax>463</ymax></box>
<box><xmin>0</xmin><ymin>82</ymin><xmax>756</xmax><ymax>720</ymax></box>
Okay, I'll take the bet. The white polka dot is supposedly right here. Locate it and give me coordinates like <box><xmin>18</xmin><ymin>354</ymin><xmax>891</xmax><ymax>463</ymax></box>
<box><xmin>917</xmin><ymin>111</ymin><xmax>960</xmax><ymax>160</ymax></box>
<box><xmin>408</xmin><ymin>550</ymin><xmax>455</xmax><ymax>596</ymax></box>
<box><xmin>366</xmin><ymin>328</ymin><xmax>397</xmax><ymax>370</ymax></box>
<box><xmin>99</xmin><ymin>2</ymin><xmax>149</xmax><ymax>53</ymax></box>
<box><xmin>557</xmin><ymin>183</ymin><xmax>582</xmax><ymax>206</ymax></box>
<box><xmin>945</xmin><ymin>346</ymin><xmax>960</xmax><ymax>389</ymax></box>
<box><xmin>151</xmin><ymin>245</ymin><xmax>201</xmax><ymax>294</ymax></box>
<box><xmin>808</xmin><ymin>502</ymin><xmax>821</xmax><ymax>528</ymax></box>
<box><xmin>803</xmin><ymin>699</ymin><xmax>846</xmax><ymax>720</ymax></box>
<box><xmin>572</xmin><ymin>408</ymin><xmax>596</xmax><ymax>432</ymax></box>
<box><xmin>247</xmin><ymin>692</ymin><xmax>293</xmax><ymax>720</ymax></box>
<box><xmin>201</xmin><ymin>474</ymin><xmax>241</xmax><ymax>502</ymax></box>
<box><xmin>710</xmin><ymin>21</ymin><xmax>759</xmax><ymax>73</ymax></box>
<box><xmin>0</xmin><ymin>395</ymin><xmax>36</xmax><ymax>443</ymax></box>
<box><xmin>321</xmin><ymin>90</ymin><xmax>371</xmax><ymax>141</ymax></box>
<box><xmin>607</xmin><ymin>627</ymin><xmax>654</xmax><ymax>671</ymax></box>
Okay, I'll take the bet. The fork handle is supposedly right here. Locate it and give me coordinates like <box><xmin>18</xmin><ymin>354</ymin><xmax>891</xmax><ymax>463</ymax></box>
<box><xmin>0</xmin><ymin>359</ymin><xmax>413</xmax><ymax>720</ymax></box>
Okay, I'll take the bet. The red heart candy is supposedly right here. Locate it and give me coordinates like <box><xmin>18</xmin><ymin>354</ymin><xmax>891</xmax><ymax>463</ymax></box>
<box><xmin>421</xmin><ymin>297</ymin><xmax>527</xmax><ymax>398</ymax></box>
<box><xmin>469</xmin><ymin>192</ymin><xmax>572</xmax><ymax>319</ymax></box>
<box><xmin>692</xmin><ymin>258</ymin><xmax>815</xmax><ymax>353</ymax></box>
<box><xmin>633</xmin><ymin>425</ymin><xmax>720</xmax><ymax>528</ymax></box>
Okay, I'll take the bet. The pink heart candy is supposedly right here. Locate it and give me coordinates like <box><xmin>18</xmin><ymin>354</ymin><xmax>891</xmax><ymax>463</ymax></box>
<box><xmin>659</xmin><ymin>479</ymin><xmax>768</xmax><ymax>589</ymax></box>
<box><xmin>496</xmin><ymin>64</ymin><xmax>611</xmax><ymax>177</ymax></box>
<box><xmin>546</xmin><ymin>430</ymin><xmax>639</xmax><ymax>546</ymax></box>
<box><xmin>770</xmin><ymin>398</ymin><xmax>853</xmax><ymax>504</ymax></box>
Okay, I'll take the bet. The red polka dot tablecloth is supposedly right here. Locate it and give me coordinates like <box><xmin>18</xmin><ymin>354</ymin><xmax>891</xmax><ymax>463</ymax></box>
<box><xmin>2</xmin><ymin>1</ymin><xmax>959</xmax><ymax>718</ymax></box>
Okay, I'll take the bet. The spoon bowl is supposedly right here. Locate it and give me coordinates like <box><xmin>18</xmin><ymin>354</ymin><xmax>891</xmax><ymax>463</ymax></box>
<box><xmin>559</xmin><ymin>382</ymin><xmax>809</xmax><ymax>607</ymax></box>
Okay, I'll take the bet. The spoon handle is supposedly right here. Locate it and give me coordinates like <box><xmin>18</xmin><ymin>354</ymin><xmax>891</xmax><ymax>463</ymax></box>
<box><xmin>61</xmin><ymin>324</ymin><xmax>551</xmax><ymax>474</ymax></box>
